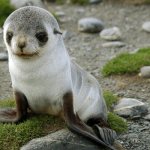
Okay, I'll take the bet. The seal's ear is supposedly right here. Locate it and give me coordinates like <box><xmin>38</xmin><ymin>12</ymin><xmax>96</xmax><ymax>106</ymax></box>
<box><xmin>53</xmin><ymin>28</ymin><xmax>62</xmax><ymax>35</ymax></box>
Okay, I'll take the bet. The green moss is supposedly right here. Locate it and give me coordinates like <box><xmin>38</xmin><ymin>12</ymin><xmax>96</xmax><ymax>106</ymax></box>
<box><xmin>0</xmin><ymin>99</ymin><xmax>15</xmax><ymax>107</ymax></box>
<box><xmin>0</xmin><ymin>100</ymin><xmax>65</xmax><ymax>150</ymax></box>
<box><xmin>104</xmin><ymin>91</ymin><xmax>128</xmax><ymax>133</ymax></box>
<box><xmin>103</xmin><ymin>91</ymin><xmax>118</xmax><ymax>111</ymax></box>
<box><xmin>0</xmin><ymin>0</ymin><xmax>15</xmax><ymax>27</ymax></box>
<box><xmin>108</xmin><ymin>112</ymin><xmax>128</xmax><ymax>133</ymax></box>
<box><xmin>70</xmin><ymin>0</ymin><xmax>89</xmax><ymax>5</ymax></box>
<box><xmin>102</xmin><ymin>47</ymin><xmax>150</xmax><ymax>76</ymax></box>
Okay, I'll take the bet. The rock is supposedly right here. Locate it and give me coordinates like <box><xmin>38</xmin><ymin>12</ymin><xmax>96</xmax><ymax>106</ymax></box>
<box><xmin>142</xmin><ymin>21</ymin><xmax>150</xmax><ymax>33</ymax></box>
<box><xmin>114</xmin><ymin>98</ymin><xmax>148</xmax><ymax>119</ymax></box>
<box><xmin>21</xmin><ymin>129</ymin><xmax>109</xmax><ymax>150</ymax></box>
<box><xmin>10</xmin><ymin>0</ymin><xmax>47</xmax><ymax>9</ymax></box>
<box><xmin>139</xmin><ymin>66</ymin><xmax>150</xmax><ymax>78</ymax></box>
<box><xmin>102</xmin><ymin>41</ymin><xmax>125</xmax><ymax>48</ymax></box>
<box><xmin>75</xmin><ymin>8</ymin><xmax>85</xmax><ymax>13</ymax></box>
<box><xmin>0</xmin><ymin>28</ymin><xmax>5</xmax><ymax>47</ymax></box>
<box><xmin>89</xmin><ymin>0</ymin><xmax>103</xmax><ymax>4</ymax></box>
<box><xmin>78</xmin><ymin>18</ymin><xmax>104</xmax><ymax>33</ymax></box>
<box><xmin>0</xmin><ymin>52</ymin><xmax>8</xmax><ymax>61</ymax></box>
<box><xmin>55</xmin><ymin>11</ymin><xmax>65</xmax><ymax>17</ymax></box>
<box><xmin>0</xmin><ymin>28</ymin><xmax>2</xmax><ymax>34</ymax></box>
<box><xmin>144</xmin><ymin>114</ymin><xmax>150</xmax><ymax>121</ymax></box>
<box><xmin>100</xmin><ymin>27</ymin><xmax>122</xmax><ymax>41</ymax></box>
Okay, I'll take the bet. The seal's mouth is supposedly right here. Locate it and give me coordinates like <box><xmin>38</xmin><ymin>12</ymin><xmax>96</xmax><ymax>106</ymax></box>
<box><xmin>13</xmin><ymin>52</ymin><xmax>39</xmax><ymax>58</ymax></box>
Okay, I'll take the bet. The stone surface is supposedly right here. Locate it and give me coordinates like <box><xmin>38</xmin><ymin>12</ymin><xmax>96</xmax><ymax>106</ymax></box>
<box><xmin>10</xmin><ymin>0</ymin><xmax>47</xmax><ymax>9</ymax></box>
<box><xmin>78</xmin><ymin>18</ymin><xmax>104</xmax><ymax>33</ymax></box>
<box><xmin>139</xmin><ymin>66</ymin><xmax>150</xmax><ymax>78</ymax></box>
<box><xmin>89</xmin><ymin>0</ymin><xmax>103</xmax><ymax>4</ymax></box>
<box><xmin>55</xmin><ymin>11</ymin><xmax>66</xmax><ymax>17</ymax></box>
<box><xmin>102</xmin><ymin>41</ymin><xmax>125</xmax><ymax>48</ymax></box>
<box><xmin>114</xmin><ymin>98</ymin><xmax>148</xmax><ymax>119</ymax></box>
<box><xmin>100</xmin><ymin>27</ymin><xmax>122</xmax><ymax>41</ymax></box>
<box><xmin>143</xmin><ymin>114</ymin><xmax>150</xmax><ymax>121</ymax></box>
<box><xmin>21</xmin><ymin>129</ymin><xmax>111</xmax><ymax>150</ymax></box>
<box><xmin>0</xmin><ymin>52</ymin><xmax>8</xmax><ymax>61</ymax></box>
<box><xmin>142</xmin><ymin>21</ymin><xmax>150</xmax><ymax>33</ymax></box>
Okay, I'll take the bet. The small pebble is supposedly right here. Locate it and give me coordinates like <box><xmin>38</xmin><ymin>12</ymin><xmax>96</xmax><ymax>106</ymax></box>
<box><xmin>102</xmin><ymin>41</ymin><xmax>125</xmax><ymax>48</ymax></box>
<box><xmin>139</xmin><ymin>66</ymin><xmax>150</xmax><ymax>78</ymax></box>
<box><xmin>0</xmin><ymin>52</ymin><xmax>8</xmax><ymax>61</ymax></box>
<box><xmin>78</xmin><ymin>17</ymin><xmax>104</xmax><ymax>33</ymax></box>
<box><xmin>89</xmin><ymin>0</ymin><xmax>103</xmax><ymax>4</ymax></box>
<box><xmin>55</xmin><ymin>11</ymin><xmax>65</xmax><ymax>17</ymax></box>
<box><xmin>142</xmin><ymin>21</ymin><xmax>150</xmax><ymax>33</ymax></box>
<box><xmin>143</xmin><ymin>114</ymin><xmax>150</xmax><ymax>121</ymax></box>
<box><xmin>100</xmin><ymin>27</ymin><xmax>122</xmax><ymax>41</ymax></box>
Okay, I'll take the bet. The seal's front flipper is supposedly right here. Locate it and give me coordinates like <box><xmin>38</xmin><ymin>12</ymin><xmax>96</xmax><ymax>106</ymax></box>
<box><xmin>63</xmin><ymin>91</ymin><xmax>116</xmax><ymax>150</ymax></box>
<box><xmin>93</xmin><ymin>125</ymin><xmax>117</xmax><ymax>145</ymax></box>
<box><xmin>0</xmin><ymin>91</ymin><xmax>28</xmax><ymax>123</ymax></box>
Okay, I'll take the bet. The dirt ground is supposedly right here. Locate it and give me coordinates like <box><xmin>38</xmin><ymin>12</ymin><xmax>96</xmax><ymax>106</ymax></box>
<box><xmin>0</xmin><ymin>1</ymin><xmax>150</xmax><ymax>150</ymax></box>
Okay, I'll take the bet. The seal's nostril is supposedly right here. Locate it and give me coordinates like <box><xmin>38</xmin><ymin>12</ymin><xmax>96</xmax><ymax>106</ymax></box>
<box><xmin>18</xmin><ymin>42</ymin><xmax>26</xmax><ymax>50</ymax></box>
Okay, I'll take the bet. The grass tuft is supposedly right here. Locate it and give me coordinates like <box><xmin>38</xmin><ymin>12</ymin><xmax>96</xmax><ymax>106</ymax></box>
<box><xmin>108</xmin><ymin>112</ymin><xmax>128</xmax><ymax>133</ymax></box>
<box><xmin>102</xmin><ymin>47</ymin><xmax>150</xmax><ymax>77</ymax></box>
<box><xmin>103</xmin><ymin>91</ymin><xmax>118</xmax><ymax>111</ymax></box>
<box><xmin>70</xmin><ymin>0</ymin><xmax>89</xmax><ymax>5</ymax></box>
<box><xmin>104</xmin><ymin>92</ymin><xmax>128</xmax><ymax>133</ymax></box>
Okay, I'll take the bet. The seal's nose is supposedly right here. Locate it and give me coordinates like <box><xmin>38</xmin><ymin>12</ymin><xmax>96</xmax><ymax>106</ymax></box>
<box><xmin>18</xmin><ymin>42</ymin><xmax>26</xmax><ymax>50</ymax></box>
<box><xmin>17</xmin><ymin>36</ymin><xmax>26</xmax><ymax>52</ymax></box>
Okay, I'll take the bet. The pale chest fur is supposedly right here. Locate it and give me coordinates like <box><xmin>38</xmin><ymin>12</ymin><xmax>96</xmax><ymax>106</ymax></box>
<box><xmin>9</xmin><ymin>50</ymin><xmax>72</xmax><ymax>115</ymax></box>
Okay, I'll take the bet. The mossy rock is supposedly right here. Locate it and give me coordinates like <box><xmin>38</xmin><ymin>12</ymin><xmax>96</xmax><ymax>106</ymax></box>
<box><xmin>0</xmin><ymin>0</ymin><xmax>15</xmax><ymax>27</ymax></box>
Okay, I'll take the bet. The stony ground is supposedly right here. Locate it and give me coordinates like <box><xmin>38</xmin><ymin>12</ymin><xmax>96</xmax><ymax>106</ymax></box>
<box><xmin>0</xmin><ymin>1</ymin><xmax>150</xmax><ymax>150</ymax></box>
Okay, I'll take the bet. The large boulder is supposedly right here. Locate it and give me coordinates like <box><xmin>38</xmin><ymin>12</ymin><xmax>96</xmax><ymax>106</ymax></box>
<box><xmin>21</xmin><ymin>129</ymin><xmax>124</xmax><ymax>150</ymax></box>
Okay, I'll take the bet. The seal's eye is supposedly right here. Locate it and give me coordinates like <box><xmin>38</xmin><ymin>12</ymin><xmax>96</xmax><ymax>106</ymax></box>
<box><xmin>6</xmin><ymin>32</ymin><xmax>13</xmax><ymax>44</ymax></box>
<box><xmin>35</xmin><ymin>32</ymin><xmax>48</xmax><ymax>43</ymax></box>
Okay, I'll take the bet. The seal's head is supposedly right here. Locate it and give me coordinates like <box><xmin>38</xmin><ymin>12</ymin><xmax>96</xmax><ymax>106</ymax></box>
<box><xmin>3</xmin><ymin>6</ymin><xmax>62</xmax><ymax>59</ymax></box>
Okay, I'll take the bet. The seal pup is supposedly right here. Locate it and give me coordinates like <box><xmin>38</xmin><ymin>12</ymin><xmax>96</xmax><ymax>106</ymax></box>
<box><xmin>1</xmin><ymin>6</ymin><xmax>116</xmax><ymax>150</ymax></box>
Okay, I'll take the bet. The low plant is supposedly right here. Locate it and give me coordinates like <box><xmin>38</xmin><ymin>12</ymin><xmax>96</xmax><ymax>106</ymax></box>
<box><xmin>102</xmin><ymin>47</ymin><xmax>150</xmax><ymax>76</ymax></box>
<box><xmin>104</xmin><ymin>91</ymin><xmax>127</xmax><ymax>133</ymax></box>
<box><xmin>0</xmin><ymin>0</ymin><xmax>15</xmax><ymax>27</ymax></box>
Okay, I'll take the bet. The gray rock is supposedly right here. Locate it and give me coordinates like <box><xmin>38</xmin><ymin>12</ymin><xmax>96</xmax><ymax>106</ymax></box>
<box><xmin>55</xmin><ymin>11</ymin><xmax>66</xmax><ymax>17</ymax></box>
<box><xmin>139</xmin><ymin>66</ymin><xmax>150</xmax><ymax>78</ymax></box>
<box><xmin>102</xmin><ymin>41</ymin><xmax>125</xmax><ymax>48</ymax></box>
<box><xmin>0</xmin><ymin>52</ymin><xmax>8</xmax><ymax>61</ymax></box>
<box><xmin>21</xmin><ymin>129</ymin><xmax>112</xmax><ymax>150</ymax></box>
<box><xmin>78</xmin><ymin>18</ymin><xmax>104</xmax><ymax>33</ymax></box>
<box><xmin>143</xmin><ymin>114</ymin><xmax>150</xmax><ymax>121</ymax></box>
<box><xmin>75</xmin><ymin>8</ymin><xmax>85</xmax><ymax>13</ymax></box>
<box><xmin>0</xmin><ymin>30</ymin><xmax>5</xmax><ymax>47</ymax></box>
<box><xmin>0</xmin><ymin>28</ymin><xmax>2</xmax><ymax>34</ymax></box>
<box><xmin>142</xmin><ymin>21</ymin><xmax>150</xmax><ymax>33</ymax></box>
<box><xmin>89</xmin><ymin>0</ymin><xmax>103</xmax><ymax>4</ymax></box>
<box><xmin>100</xmin><ymin>27</ymin><xmax>122</xmax><ymax>41</ymax></box>
<box><xmin>10</xmin><ymin>0</ymin><xmax>47</xmax><ymax>9</ymax></box>
<box><xmin>114</xmin><ymin>98</ymin><xmax>148</xmax><ymax>119</ymax></box>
